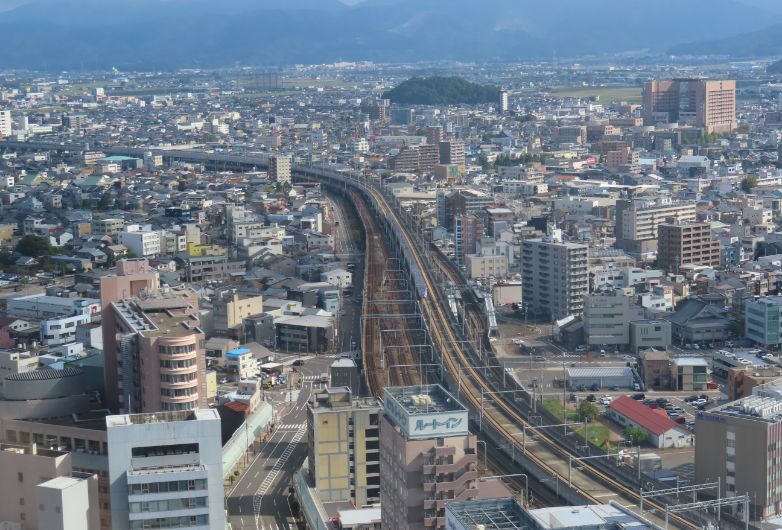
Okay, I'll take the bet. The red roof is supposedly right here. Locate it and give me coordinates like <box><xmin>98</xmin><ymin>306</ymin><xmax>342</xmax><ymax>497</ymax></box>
<box><xmin>607</xmin><ymin>395</ymin><xmax>678</xmax><ymax>436</ymax></box>
<box><xmin>224</xmin><ymin>401</ymin><xmax>249</xmax><ymax>413</ymax></box>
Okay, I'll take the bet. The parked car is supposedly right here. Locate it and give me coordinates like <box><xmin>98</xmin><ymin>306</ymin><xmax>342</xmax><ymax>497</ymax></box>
<box><xmin>632</xmin><ymin>393</ymin><xmax>645</xmax><ymax>401</ymax></box>
<box><xmin>693</xmin><ymin>399</ymin><xmax>708</xmax><ymax>407</ymax></box>
<box><xmin>293</xmin><ymin>359</ymin><xmax>304</xmax><ymax>366</ymax></box>
<box><xmin>611</xmin><ymin>386</ymin><xmax>620</xmax><ymax>391</ymax></box>
<box><xmin>586</xmin><ymin>394</ymin><xmax>596</xmax><ymax>402</ymax></box>
<box><xmin>590</xmin><ymin>384</ymin><xmax>600</xmax><ymax>392</ymax></box>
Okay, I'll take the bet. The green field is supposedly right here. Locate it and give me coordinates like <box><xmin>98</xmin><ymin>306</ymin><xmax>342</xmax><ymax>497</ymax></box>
<box><xmin>550</xmin><ymin>86</ymin><xmax>642</xmax><ymax>104</ymax></box>
<box><xmin>542</xmin><ymin>398</ymin><xmax>578</xmax><ymax>421</ymax></box>
<box><xmin>575</xmin><ymin>423</ymin><xmax>619</xmax><ymax>450</ymax></box>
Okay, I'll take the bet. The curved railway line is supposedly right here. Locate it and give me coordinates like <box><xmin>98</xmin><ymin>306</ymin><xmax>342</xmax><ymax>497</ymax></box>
<box><xmin>0</xmin><ymin>142</ymin><xmax>704</xmax><ymax>529</ymax></box>
<box><xmin>350</xmin><ymin>188</ymin><xmax>421</xmax><ymax>395</ymax></box>
<box><xmin>351</xmin><ymin>181</ymin><xmax>699</xmax><ymax>530</ymax></box>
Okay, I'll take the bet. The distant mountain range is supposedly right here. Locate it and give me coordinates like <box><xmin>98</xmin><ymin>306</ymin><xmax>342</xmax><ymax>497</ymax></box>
<box><xmin>0</xmin><ymin>0</ymin><xmax>781</xmax><ymax>70</ymax></box>
<box><xmin>669</xmin><ymin>22</ymin><xmax>782</xmax><ymax>59</ymax></box>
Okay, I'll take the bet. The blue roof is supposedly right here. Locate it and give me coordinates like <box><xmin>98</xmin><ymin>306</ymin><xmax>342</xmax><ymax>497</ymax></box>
<box><xmin>226</xmin><ymin>348</ymin><xmax>251</xmax><ymax>358</ymax></box>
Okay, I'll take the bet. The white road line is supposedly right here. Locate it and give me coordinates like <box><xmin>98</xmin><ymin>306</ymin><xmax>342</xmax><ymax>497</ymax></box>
<box><xmin>254</xmin><ymin>426</ymin><xmax>306</xmax><ymax>527</ymax></box>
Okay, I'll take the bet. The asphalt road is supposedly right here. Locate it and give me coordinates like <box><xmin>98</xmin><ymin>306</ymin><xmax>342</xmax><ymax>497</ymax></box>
<box><xmin>226</xmin><ymin>358</ymin><xmax>333</xmax><ymax>530</ymax></box>
<box><xmin>328</xmin><ymin>194</ymin><xmax>364</xmax><ymax>355</ymax></box>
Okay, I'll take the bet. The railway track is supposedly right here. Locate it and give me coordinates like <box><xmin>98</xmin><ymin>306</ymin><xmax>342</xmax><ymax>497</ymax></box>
<box><xmin>351</xmin><ymin>188</ymin><xmax>420</xmax><ymax>394</ymax></box>
<box><xmin>354</xmin><ymin>183</ymin><xmax>698</xmax><ymax>530</ymax></box>
<box><xmin>298</xmin><ymin>167</ymin><xmax>698</xmax><ymax>528</ymax></box>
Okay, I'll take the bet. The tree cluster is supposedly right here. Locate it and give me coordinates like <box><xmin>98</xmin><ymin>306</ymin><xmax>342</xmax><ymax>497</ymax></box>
<box><xmin>382</xmin><ymin>76</ymin><xmax>499</xmax><ymax>105</ymax></box>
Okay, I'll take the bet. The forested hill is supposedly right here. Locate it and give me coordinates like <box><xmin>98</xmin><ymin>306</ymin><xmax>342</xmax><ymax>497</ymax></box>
<box><xmin>382</xmin><ymin>77</ymin><xmax>499</xmax><ymax>106</ymax></box>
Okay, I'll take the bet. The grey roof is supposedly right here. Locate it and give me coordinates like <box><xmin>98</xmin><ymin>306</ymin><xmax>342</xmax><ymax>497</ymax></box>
<box><xmin>567</xmin><ymin>367</ymin><xmax>634</xmax><ymax>378</ymax></box>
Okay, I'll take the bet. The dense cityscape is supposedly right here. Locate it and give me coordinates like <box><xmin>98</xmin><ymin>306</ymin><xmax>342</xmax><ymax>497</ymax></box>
<box><xmin>4</xmin><ymin>9</ymin><xmax>782</xmax><ymax>530</ymax></box>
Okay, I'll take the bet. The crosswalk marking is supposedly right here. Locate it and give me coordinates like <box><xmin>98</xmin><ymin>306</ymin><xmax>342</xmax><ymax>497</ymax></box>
<box><xmin>277</xmin><ymin>423</ymin><xmax>305</xmax><ymax>430</ymax></box>
<box><xmin>302</xmin><ymin>375</ymin><xmax>326</xmax><ymax>382</ymax></box>
<box><xmin>254</xmin><ymin>426</ymin><xmax>306</xmax><ymax>521</ymax></box>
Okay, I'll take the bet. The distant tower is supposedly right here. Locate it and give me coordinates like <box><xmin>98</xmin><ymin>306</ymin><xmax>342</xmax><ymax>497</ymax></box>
<box><xmin>499</xmin><ymin>90</ymin><xmax>509</xmax><ymax>114</ymax></box>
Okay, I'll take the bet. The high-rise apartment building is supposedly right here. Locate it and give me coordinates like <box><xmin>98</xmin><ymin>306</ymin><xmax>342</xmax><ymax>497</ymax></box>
<box><xmin>426</xmin><ymin>126</ymin><xmax>443</xmax><ymax>146</ymax></box>
<box><xmin>268</xmin><ymin>154</ymin><xmax>292</xmax><ymax>184</ymax></box>
<box><xmin>454</xmin><ymin>214</ymin><xmax>485</xmax><ymax>266</ymax></box>
<box><xmin>614</xmin><ymin>198</ymin><xmax>696</xmax><ymax>256</ymax></box>
<box><xmin>0</xmin><ymin>110</ymin><xmax>11</xmax><ymax>136</ymax></box>
<box><xmin>106</xmin><ymin>410</ymin><xmax>224</xmax><ymax>530</ymax></box>
<box><xmin>695</xmin><ymin>384</ymin><xmax>782</xmax><ymax>519</ymax></box>
<box><xmin>657</xmin><ymin>221</ymin><xmax>721</xmax><ymax>273</ymax></box>
<box><xmin>307</xmin><ymin>387</ymin><xmax>382</xmax><ymax>507</ymax></box>
<box><xmin>438</xmin><ymin>140</ymin><xmax>465</xmax><ymax>166</ymax></box>
<box><xmin>360</xmin><ymin>99</ymin><xmax>389</xmax><ymax>122</ymax></box>
<box><xmin>100</xmin><ymin>259</ymin><xmax>160</xmax><ymax>412</ymax></box>
<box><xmin>521</xmin><ymin>234</ymin><xmax>589</xmax><ymax>319</ymax></box>
<box><xmin>499</xmin><ymin>90</ymin><xmax>509</xmax><ymax>114</ymax></box>
<box><xmin>108</xmin><ymin>287</ymin><xmax>206</xmax><ymax>413</ymax></box>
<box><xmin>437</xmin><ymin>189</ymin><xmax>493</xmax><ymax>231</ymax></box>
<box><xmin>643</xmin><ymin>78</ymin><xmax>736</xmax><ymax>133</ymax></box>
<box><xmin>380</xmin><ymin>385</ymin><xmax>478</xmax><ymax>530</ymax></box>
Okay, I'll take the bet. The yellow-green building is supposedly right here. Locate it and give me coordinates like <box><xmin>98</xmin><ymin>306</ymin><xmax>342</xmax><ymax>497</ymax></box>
<box><xmin>307</xmin><ymin>387</ymin><xmax>382</xmax><ymax>507</ymax></box>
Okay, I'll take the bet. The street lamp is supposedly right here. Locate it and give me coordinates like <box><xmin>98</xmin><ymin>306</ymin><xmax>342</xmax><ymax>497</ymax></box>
<box><xmin>476</xmin><ymin>439</ymin><xmax>488</xmax><ymax>472</ymax></box>
<box><xmin>480</xmin><ymin>474</ymin><xmax>529</xmax><ymax>507</ymax></box>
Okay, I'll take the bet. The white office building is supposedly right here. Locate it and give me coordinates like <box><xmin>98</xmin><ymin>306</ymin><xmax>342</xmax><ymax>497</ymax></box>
<box><xmin>0</xmin><ymin>110</ymin><xmax>11</xmax><ymax>136</ymax></box>
<box><xmin>36</xmin><ymin>473</ymin><xmax>100</xmax><ymax>530</ymax></box>
<box><xmin>106</xmin><ymin>410</ymin><xmax>225</xmax><ymax>530</ymax></box>
<box><xmin>118</xmin><ymin>230</ymin><xmax>162</xmax><ymax>259</ymax></box>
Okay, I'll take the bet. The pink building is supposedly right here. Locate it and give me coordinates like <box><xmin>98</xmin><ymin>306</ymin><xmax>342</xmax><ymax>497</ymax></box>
<box><xmin>380</xmin><ymin>385</ymin><xmax>479</xmax><ymax>530</ymax></box>
<box><xmin>109</xmin><ymin>288</ymin><xmax>206</xmax><ymax>413</ymax></box>
<box><xmin>100</xmin><ymin>259</ymin><xmax>159</xmax><ymax>412</ymax></box>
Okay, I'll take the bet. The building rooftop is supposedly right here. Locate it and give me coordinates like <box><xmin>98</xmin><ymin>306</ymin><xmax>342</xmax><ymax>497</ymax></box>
<box><xmin>20</xmin><ymin>410</ymin><xmax>111</xmax><ymax>432</ymax></box>
<box><xmin>446</xmin><ymin>497</ymin><xmax>528</xmax><ymax>529</ymax></box>
<box><xmin>608</xmin><ymin>396</ymin><xmax>680</xmax><ymax>436</ymax></box>
<box><xmin>708</xmin><ymin>390</ymin><xmax>782</xmax><ymax>424</ymax></box>
<box><xmin>385</xmin><ymin>385</ymin><xmax>466</xmax><ymax>415</ymax></box>
<box><xmin>225</xmin><ymin>347</ymin><xmax>252</xmax><ymax>358</ymax></box>
<box><xmin>106</xmin><ymin>409</ymin><xmax>219</xmax><ymax>428</ymax></box>
<box><xmin>566</xmin><ymin>367</ymin><xmax>634</xmax><ymax>378</ymax></box>
<box><xmin>446</xmin><ymin>498</ymin><xmax>656</xmax><ymax>530</ymax></box>
<box><xmin>112</xmin><ymin>297</ymin><xmax>202</xmax><ymax>338</ymax></box>
<box><xmin>5</xmin><ymin>367</ymin><xmax>83</xmax><ymax>381</ymax></box>
<box><xmin>672</xmin><ymin>357</ymin><xmax>708</xmax><ymax>367</ymax></box>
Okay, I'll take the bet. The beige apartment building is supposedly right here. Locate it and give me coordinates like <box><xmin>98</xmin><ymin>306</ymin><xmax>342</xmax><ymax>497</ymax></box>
<box><xmin>307</xmin><ymin>387</ymin><xmax>382</xmax><ymax>507</ymax></box>
<box><xmin>212</xmin><ymin>289</ymin><xmax>263</xmax><ymax>337</ymax></box>
<box><xmin>615</xmin><ymin>198</ymin><xmax>696</xmax><ymax>256</ymax></box>
<box><xmin>380</xmin><ymin>385</ymin><xmax>478</xmax><ymax>530</ymax></box>
<box><xmin>2</xmin><ymin>411</ymin><xmax>111</xmax><ymax>529</ymax></box>
<box><xmin>643</xmin><ymin>78</ymin><xmax>736</xmax><ymax>133</ymax></box>
<box><xmin>0</xmin><ymin>442</ymin><xmax>99</xmax><ymax>530</ymax></box>
<box><xmin>91</xmin><ymin>218</ymin><xmax>125</xmax><ymax>237</ymax></box>
<box><xmin>695</xmin><ymin>386</ymin><xmax>782</xmax><ymax>518</ymax></box>
<box><xmin>465</xmin><ymin>254</ymin><xmax>508</xmax><ymax>280</ymax></box>
<box><xmin>268</xmin><ymin>154</ymin><xmax>292</xmax><ymax>184</ymax></box>
<box><xmin>657</xmin><ymin>221</ymin><xmax>721</xmax><ymax>273</ymax></box>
